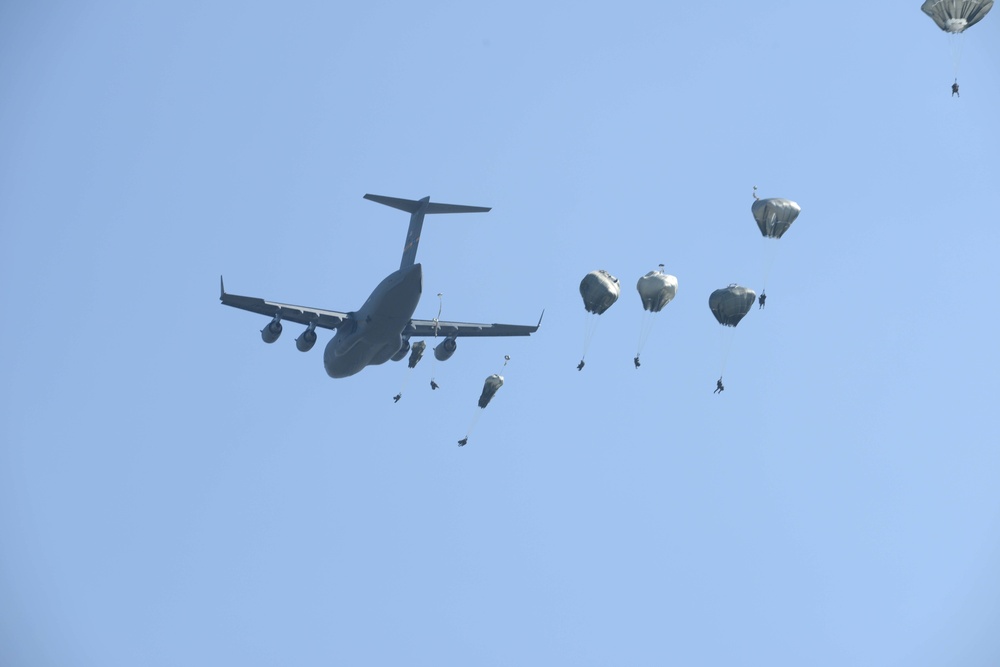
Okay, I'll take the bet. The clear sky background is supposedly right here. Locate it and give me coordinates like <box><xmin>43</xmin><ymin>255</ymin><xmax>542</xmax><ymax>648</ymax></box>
<box><xmin>2</xmin><ymin>2</ymin><xmax>999</xmax><ymax>665</ymax></box>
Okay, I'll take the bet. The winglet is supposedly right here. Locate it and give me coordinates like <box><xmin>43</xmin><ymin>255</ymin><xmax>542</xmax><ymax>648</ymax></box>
<box><xmin>537</xmin><ymin>310</ymin><xmax>545</xmax><ymax>329</ymax></box>
<box><xmin>220</xmin><ymin>275</ymin><xmax>226</xmax><ymax>300</ymax></box>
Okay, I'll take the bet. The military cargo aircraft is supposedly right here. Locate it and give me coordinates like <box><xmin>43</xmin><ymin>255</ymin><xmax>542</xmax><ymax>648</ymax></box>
<box><xmin>221</xmin><ymin>194</ymin><xmax>542</xmax><ymax>378</ymax></box>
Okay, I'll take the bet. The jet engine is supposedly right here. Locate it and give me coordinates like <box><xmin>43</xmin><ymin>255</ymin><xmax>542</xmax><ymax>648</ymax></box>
<box><xmin>434</xmin><ymin>336</ymin><xmax>457</xmax><ymax>361</ymax></box>
<box><xmin>295</xmin><ymin>323</ymin><xmax>317</xmax><ymax>352</ymax></box>
<box><xmin>261</xmin><ymin>316</ymin><xmax>282</xmax><ymax>343</ymax></box>
<box><xmin>390</xmin><ymin>337</ymin><xmax>411</xmax><ymax>362</ymax></box>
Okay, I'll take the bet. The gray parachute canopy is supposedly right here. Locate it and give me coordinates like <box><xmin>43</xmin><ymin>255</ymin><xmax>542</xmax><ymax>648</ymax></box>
<box><xmin>709</xmin><ymin>284</ymin><xmax>756</xmax><ymax>327</ymax></box>
<box><xmin>580</xmin><ymin>270</ymin><xmax>620</xmax><ymax>315</ymax></box>
<box><xmin>478</xmin><ymin>373</ymin><xmax>504</xmax><ymax>408</ymax></box>
<box><xmin>921</xmin><ymin>0</ymin><xmax>993</xmax><ymax>32</ymax></box>
<box><xmin>636</xmin><ymin>269</ymin><xmax>678</xmax><ymax>312</ymax></box>
<box><xmin>752</xmin><ymin>198</ymin><xmax>801</xmax><ymax>239</ymax></box>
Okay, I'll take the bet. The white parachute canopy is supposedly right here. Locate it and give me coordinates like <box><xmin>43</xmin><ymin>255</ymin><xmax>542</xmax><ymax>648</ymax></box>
<box><xmin>636</xmin><ymin>267</ymin><xmax>678</xmax><ymax>312</ymax></box>
<box><xmin>634</xmin><ymin>266</ymin><xmax>679</xmax><ymax>364</ymax></box>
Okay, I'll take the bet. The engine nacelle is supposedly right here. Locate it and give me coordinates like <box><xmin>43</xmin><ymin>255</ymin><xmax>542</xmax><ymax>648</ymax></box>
<box><xmin>434</xmin><ymin>336</ymin><xmax>457</xmax><ymax>361</ymax></box>
<box><xmin>261</xmin><ymin>317</ymin><xmax>282</xmax><ymax>344</ymax></box>
<box><xmin>295</xmin><ymin>325</ymin><xmax>317</xmax><ymax>352</ymax></box>
<box><xmin>390</xmin><ymin>337</ymin><xmax>410</xmax><ymax>362</ymax></box>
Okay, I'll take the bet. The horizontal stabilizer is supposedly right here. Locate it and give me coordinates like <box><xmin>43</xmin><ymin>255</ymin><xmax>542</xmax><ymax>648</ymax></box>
<box><xmin>365</xmin><ymin>193</ymin><xmax>492</xmax><ymax>269</ymax></box>
<box><xmin>364</xmin><ymin>193</ymin><xmax>490</xmax><ymax>214</ymax></box>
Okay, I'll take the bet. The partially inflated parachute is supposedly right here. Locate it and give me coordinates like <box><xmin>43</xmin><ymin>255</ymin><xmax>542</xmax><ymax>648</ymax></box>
<box><xmin>478</xmin><ymin>374</ymin><xmax>504</xmax><ymax>408</ymax></box>
<box><xmin>921</xmin><ymin>0</ymin><xmax>992</xmax><ymax>32</ymax></box>
<box><xmin>459</xmin><ymin>356</ymin><xmax>510</xmax><ymax>447</ymax></box>
<box><xmin>709</xmin><ymin>284</ymin><xmax>756</xmax><ymax>327</ymax></box>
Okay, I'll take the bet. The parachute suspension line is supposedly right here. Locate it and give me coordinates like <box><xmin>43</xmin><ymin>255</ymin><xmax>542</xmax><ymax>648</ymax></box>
<box><xmin>717</xmin><ymin>324</ymin><xmax>738</xmax><ymax>377</ymax></box>
<box><xmin>950</xmin><ymin>32</ymin><xmax>965</xmax><ymax>82</ymax></box>
<box><xmin>581</xmin><ymin>312</ymin><xmax>601</xmax><ymax>362</ymax></box>
<box><xmin>760</xmin><ymin>237</ymin><xmax>781</xmax><ymax>291</ymax></box>
<box><xmin>430</xmin><ymin>293</ymin><xmax>443</xmax><ymax>387</ymax></box>
<box><xmin>636</xmin><ymin>311</ymin><xmax>655</xmax><ymax>357</ymax></box>
<box><xmin>394</xmin><ymin>362</ymin><xmax>415</xmax><ymax>402</ymax></box>
<box><xmin>463</xmin><ymin>408</ymin><xmax>484</xmax><ymax>443</ymax></box>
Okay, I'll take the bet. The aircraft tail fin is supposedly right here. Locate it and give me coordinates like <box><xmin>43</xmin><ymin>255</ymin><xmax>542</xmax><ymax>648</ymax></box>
<box><xmin>364</xmin><ymin>194</ymin><xmax>491</xmax><ymax>269</ymax></box>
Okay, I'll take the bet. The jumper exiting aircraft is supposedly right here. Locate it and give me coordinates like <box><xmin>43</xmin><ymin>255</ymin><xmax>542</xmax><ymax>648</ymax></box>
<box><xmin>221</xmin><ymin>194</ymin><xmax>542</xmax><ymax>378</ymax></box>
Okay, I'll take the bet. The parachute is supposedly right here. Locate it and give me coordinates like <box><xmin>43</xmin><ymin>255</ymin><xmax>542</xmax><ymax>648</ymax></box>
<box><xmin>709</xmin><ymin>284</ymin><xmax>756</xmax><ymax>389</ymax></box>
<box><xmin>921</xmin><ymin>0</ymin><xmax>993</xmax><ymax>83</ymax></box>
<box><xmin>752</xmin><ymin>187</ymin><xmax>800</xmax><ymax>294</ymax></box>
<box><xmin>752</xmin><ymin>197</ymin><xmax>801</xmax><ymax>240</ymax></box>
<box><xmin>407</xmin><ymin>340</ymin><xmax>426</xmax><ymax>368</ymax></box>
<box><xmin>578</xmin><ymin>270</ymin><xmax>620</xmax><ymax>370</ymax></box>
<box><xmin>580</xmin><ymin>270</ymin><xmax>620</xmax><ymax>314</ymax></box>
<box><xmin>637</xmin><ymin>266</ymin><xmax>678</xmax><ymax>312</ymax></box>
<box><xmin>921</xmin><ymin>0</ymin><xmax>992</xmax><ymax>33</ymax></box>
<box><xmin>709</xmin><ymin>284</ymin><xmax>756</xmax><ymax>327</ymax></box>
<box><xmin>477</xmin><ymin>374</ymin><xmax>504</xmax><ymax>408</ymax></box>
<box><xmin>459</xmin><ymin>355</ymin><xmax>509</xmax><ymax>447</ymax></box>
<box><xmin>634</xmin><ymin>265</ymin><xmax>678</xmax><ymax>367</ymax></box>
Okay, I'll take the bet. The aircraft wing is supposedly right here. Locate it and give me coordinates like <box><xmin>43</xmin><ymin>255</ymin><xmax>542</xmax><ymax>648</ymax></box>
<box><xmin>220</xmin><ymin>277</ymin><xmax>348</xmax><ymax>330</ymax></box>
<box><xmin>407</xmin><ymin>311</ymin><xmax>543</xmax><ymax>338</ymax></box>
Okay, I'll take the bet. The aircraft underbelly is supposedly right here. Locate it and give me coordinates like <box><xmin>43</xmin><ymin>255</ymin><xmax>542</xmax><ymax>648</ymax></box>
<box><xmin>323</xmin><ymin>266</ymin><xmax>421</xmax><ymax>378</ymax></box>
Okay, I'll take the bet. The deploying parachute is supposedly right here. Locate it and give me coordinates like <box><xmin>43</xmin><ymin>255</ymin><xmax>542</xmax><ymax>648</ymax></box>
<box><xmin>921</xmin><ymin>0</ymin><xmax>993</xmax><ymax>87</ymax></box>
<box><xmin>459</xmin><ymin>355</ymin><xmax>510</xmax><ymax>447</ymax></box>
<box><xmin>634</xmin><ymin>265</ymin><xmax>678</xmax><ymax>367</ymax></box>
<box><xmin>407</xmin><ymin>340</ymin><xmax>426</xmax><ymax>368</ymax></box>
<box><xmin>478</xmin><ymin>374</ymin><xmax>504</xmax><ymax>408</ymax></box>
<box><xmin>709</xmin><ymin>284</ymin><xmax>756</xmax><ymax>327</ymax></box>
<box><xmin>577</xmin><ymin>270</ymin><xmax>620</xmax><ymax>370</ymax></box>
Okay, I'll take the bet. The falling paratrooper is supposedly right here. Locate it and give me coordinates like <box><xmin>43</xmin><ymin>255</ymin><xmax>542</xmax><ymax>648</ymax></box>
<box><xmin>752</xmin><ymin>186</ymin><xmax>801</xmax><ymax>304</ymax></box>
<box><xmin>920</xmin><ymin>0</ymin><xmax>993</xmax><ymax>93</ymax></box>
<box><xmin>634</xmin><ymin>264</ymin><xmax>678</xmax><ymax>368</ymax></box>
<box><xmin>578</xmin><ymin>269</ymin><xmax>620</xmax><ymax>370</ymax></box>
<box><xmin>709</xmin><ymin>284</ymin><xmax>756</xmax><ymax>392</ymax></box>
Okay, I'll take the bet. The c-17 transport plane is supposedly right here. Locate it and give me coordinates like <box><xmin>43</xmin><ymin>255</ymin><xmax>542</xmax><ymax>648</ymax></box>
<box><xmin>221</xmin><ymin>194</ymin><xmax>542</xmax><ymax>379</ymax></box>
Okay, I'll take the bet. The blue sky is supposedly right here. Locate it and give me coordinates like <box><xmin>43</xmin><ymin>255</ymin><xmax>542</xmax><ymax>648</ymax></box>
<box><xmin>2</xmin><ymin>2</ymin><xmax>999</xmax><ymax>665</ymax></box>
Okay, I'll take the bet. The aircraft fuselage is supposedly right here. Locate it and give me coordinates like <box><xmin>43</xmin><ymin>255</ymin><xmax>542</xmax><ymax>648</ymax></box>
<box><xmin>323</xmin><ymin>263</ymin><xmax>422</xmax><ymax>378</ymax></box>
